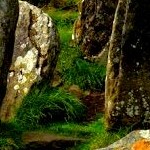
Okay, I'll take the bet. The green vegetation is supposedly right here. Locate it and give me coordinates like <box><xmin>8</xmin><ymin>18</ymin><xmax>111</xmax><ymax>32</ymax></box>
<box><xmin>44</xmin><ymin>8</ymin><xmax>81</xmax><ymax>71</ymax></box>
<box><xmin>16</xmin><ymin>86</ymin><xmax>85</xmax><ymax>130</ymax></box>
<box><xmin>44</xmin><ymin>7</ymin><xmax>106</xmax><ymax>90</ymax></box>
<box><xmin>46</xmin><ymin>9</ymin><xmax>78</xmax><ymax>28</ymax></box>
<box><xmin>0</xmin><ymin>122</ymin><xmax>23</xmax><ymax>149</ymax></box>
<box><xmin>72</xmin><ymin>120</ymin><xmax>130</xmax><ymax>150</ymax></box>
<box><xmin>49</xmin><ymin>0</ymin><xmax>80</xmax><ymax>9</ymax></box>
<box><xmin>0</xmin><ymin>2</ymin><xmax>130</xmax><ymax>150</ymax></box>
<box><xmin>63</xmin><ymin>58</ymin><xmax>106</xmax><ymax>90</ymax></box>
<box><xmin>35</xmin><ymin>116</ymin><xmax>130</xmax><ymax>149</ymax></box>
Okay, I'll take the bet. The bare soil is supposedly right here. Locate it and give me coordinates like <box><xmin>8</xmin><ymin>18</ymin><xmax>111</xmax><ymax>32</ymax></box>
<box><xmin>82</xmin><ymin>91</ymin><xmax>105</xmax><ymax>121</ymax></box>
<box><xmin>23</xmin><ymin>132</ymin><xmax>86</xmax><ymax>150</ymax></box>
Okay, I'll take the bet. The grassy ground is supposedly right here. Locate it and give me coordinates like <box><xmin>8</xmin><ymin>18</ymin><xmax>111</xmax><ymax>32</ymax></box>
<box><xmin>39</xmin><ymin>117</ymin><xmax>130</xmax><ymax>150</ymax></box>
<box><xmin>44</xmin><ymin>7</ymin><xmax>106</xmax><ymax>90</ymax></box>
<box><xmin>0</xmin><ymin>4</ymin><xmax>130</xmax><ymax>150</ymax></box>
<box><xmin>46</xmin><ymin>8</ymin><xmax>81</xmax><ymax>72</ymax></box>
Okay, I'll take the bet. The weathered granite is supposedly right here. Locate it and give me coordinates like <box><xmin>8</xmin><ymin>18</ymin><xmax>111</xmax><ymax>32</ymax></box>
<box><xmin>105</xmin><ymin>0</ymin><xmax>150</xmax><ymax>129</ymax></box>
<box><xmin>0</xmin><ymin>0</ymin><xmax>19</xmax><ymax>105</ymax></box>
<box><xmin>0</xmin><ymin>1</ymin><xmax>60</xmax><ymax>121</ymax></box>
<box><xmin>73</xmin><ymin>0</ymin><xmax>117</xmax><ymax>57</ymax></box>
<box><xmin>97</xmin><ymin>130</ymin><xmax>150</xmax><ymax>150</ymax></box>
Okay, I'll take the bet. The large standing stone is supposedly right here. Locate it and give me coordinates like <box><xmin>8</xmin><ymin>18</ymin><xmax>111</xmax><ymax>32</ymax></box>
<box><xmin>73</xmin><ymin>0</ymin><xmax>117</xmax><ymax>57</ymax></box>
<box><xmin>0</xmin><ymin>1</ymin><xmax>60</xmax><ymax>121</ymax></box>
<box><xmin>0</xmin><ymin>0</ymin><xmax>19</xmax><ymax>105</ymax></box>
<box><xmin>105</xmin><ymin>0</ymin><xmax>150</xmax><ymax>129</ymax></box>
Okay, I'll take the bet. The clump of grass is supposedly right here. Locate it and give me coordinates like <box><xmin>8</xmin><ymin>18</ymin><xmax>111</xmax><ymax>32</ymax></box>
<box><xmin>63</xmin><ymin>58</ymin><xmax>106</xmax><ymax>90</ymax></box>
<box><xmin>0</xmin><ymin>122</ymin><xmax>23</xmax><ymax>149</ymax></box>
<box><xmin>16</xmin><ymin>85</ymin><xmax>85</xmax><ymax>130</ymax></box>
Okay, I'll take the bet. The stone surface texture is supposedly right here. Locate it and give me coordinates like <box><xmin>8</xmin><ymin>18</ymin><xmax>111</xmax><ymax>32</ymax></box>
<box><xmin>0</xmin><ymin>1</ymin><xmax>60</xmax><ymax>121</ymax></box>
<box><xmin>105</xmin><ymin>0</ymin><xmax>150</xmax><ymax>129</ymax></box>
<box><xmin>0</xmin><ymin>0</ymin><xmax>19</xmax><ymax>105</ymax></box>
<box><xmin>97</xmin><ymin>130</ymin><xmax>150</xmax><ymax>150</ymax></box>
<box><xmin>73</xmin><ymin>0</ymin><xmax>117</xmax><ymax>57</ymax></box>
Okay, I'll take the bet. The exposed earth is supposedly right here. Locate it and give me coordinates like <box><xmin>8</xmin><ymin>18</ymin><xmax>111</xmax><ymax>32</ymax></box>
<box><xmin>23</xmin><ymin>132</ymin><xmax>86</xmax><ymax>150</ymax></box>
<box><xmin>82</xmin><ymin>91</ymin><xmax>105</xmax><ymax>121</ymax></box>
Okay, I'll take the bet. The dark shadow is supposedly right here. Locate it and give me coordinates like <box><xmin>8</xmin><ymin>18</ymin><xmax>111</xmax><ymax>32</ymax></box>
<box><xmin>0</xmin><ymin>0</ymin><xmax>19</xmax><ymax>106</ymax></box>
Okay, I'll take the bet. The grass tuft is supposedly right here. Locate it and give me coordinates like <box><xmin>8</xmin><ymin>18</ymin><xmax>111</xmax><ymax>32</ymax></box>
<box><xmin>16</xmin><ymin>86</ymin><xmax>85</xmax><ymax>130</ymax></box>
<box><xmin>0</xmin><ymin>122</ymin><xmax>23</xmax><ymax>149</ymax></box>
<box><xmin>63</xmin><ymin>58</ymin><xmax>106</xmax><ymax>90</ymax></box>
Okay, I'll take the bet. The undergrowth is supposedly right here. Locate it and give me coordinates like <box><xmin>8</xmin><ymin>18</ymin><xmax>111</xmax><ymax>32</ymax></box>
<box><xmin>0</xmin><ymin>122</ymin><xmax>23</xmax><ymax>149</ymax></box>
<box><xmin>16</xmin><ymin>85</ymin><xmax>85</xmax><ymax>130</ymax></box>
<box><xmin>63</xmin><ymin>58</ymin><xmax>106</xmax><ymax>90</ymax></box>
<box><xmin>35</xmin><ymin>114</ymin><xmax>131</xmax><ymax>149</ymax></box>
<box><xmin>43</xmin><ymin>7</ymin><xmax>106</xmax><ymax>90</ymax></box>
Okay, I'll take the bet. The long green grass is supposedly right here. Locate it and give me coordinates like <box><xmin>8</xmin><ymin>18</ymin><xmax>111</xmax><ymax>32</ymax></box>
<box><xmin>16</xmin><ymin>85</ymin><xmax>85</xmax><ymax>130</ymax></box>
<box><xmin>63</xmin><ymin>58</ymin><xmax>106</xmax><ymax>90</ymax></box>
<box><xmin>43</xmin><ymin>7</ymin><xmax>81</xmax><ymax>71</ymax></box>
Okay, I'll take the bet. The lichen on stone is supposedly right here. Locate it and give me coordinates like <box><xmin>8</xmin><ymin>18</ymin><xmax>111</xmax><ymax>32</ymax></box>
<box><xmin>14</xmin><ymin>85</ymin><xmax>20</xmax><ymax>90</ymax></box>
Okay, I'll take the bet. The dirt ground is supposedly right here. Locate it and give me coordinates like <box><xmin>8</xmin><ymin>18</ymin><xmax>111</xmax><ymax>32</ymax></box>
<box><xmin>82</xmin><ymin>91</ymin><xmax>105</xmax><ymax>121</ymax></box>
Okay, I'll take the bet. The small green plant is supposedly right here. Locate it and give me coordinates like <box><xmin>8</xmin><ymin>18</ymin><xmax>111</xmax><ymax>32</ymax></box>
<box><xmin>44</xmin><ymin>4</ymin><xmax>106</xmax><ymax>91</ymax></box>
<box><xmin>16</xmin><ymin>85</ymin><xmax>85</xmax><ymax>130</ymax></box>
<box><xmin>0</xmin><ymin>122</ymin><xmax>23</xmax><ymax>149</ymax></box>
<box><xmin>63</xmin><ymin>58</ymin><xmax>106</xmax><ymax>90</ymax></box>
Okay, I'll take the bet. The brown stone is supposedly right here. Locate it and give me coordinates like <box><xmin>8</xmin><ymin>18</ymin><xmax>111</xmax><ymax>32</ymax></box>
<box><xmin>73</xmin><ymin>0</ymin><xmax>118</xmax><ymax>57</ymax></box>
<box><xmin>0</xmin><ymin>1</ymin><xmax>60</xmax><ymax>121</ymax></box>
<box><xmin>105</xmin><ymin>0</ymin><xmax>150</xmax><ymax>129</ymax></box>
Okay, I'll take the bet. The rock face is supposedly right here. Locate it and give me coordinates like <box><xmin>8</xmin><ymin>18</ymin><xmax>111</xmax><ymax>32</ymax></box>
<box><xmin>0</xmin><ymin>1</ymin><xmax>60</xmax><ymax>121</ymax></box>
<box><xmin>97</xmin><ymin>130</ymin><xmax>150</xmax><ymax>150</ymax></box>
<box><xmin>105</xmin><ymin>0</ymin><xmax>150</xmax><ymax>129</ymax></box>
<box><xmin>73</xmin><ymin>0</ymin><xmax>117</xmax><ymax>57</ymax></box>
<box><xmin>0</xmin><ymin>0</ymin><xmax>19</xmax><ymax>105</ymax></box>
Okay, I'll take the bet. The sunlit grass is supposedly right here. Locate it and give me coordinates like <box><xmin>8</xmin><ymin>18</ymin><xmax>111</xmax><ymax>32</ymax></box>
<box><xmin>63</xmin><ymin>58</ymin><xmax>106</xmax><ymax>90</ymax></box>
<box><xmin>34</xmin><ymin>115</ymin><xmax>131</xmax><ymax>150</ymax></box>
